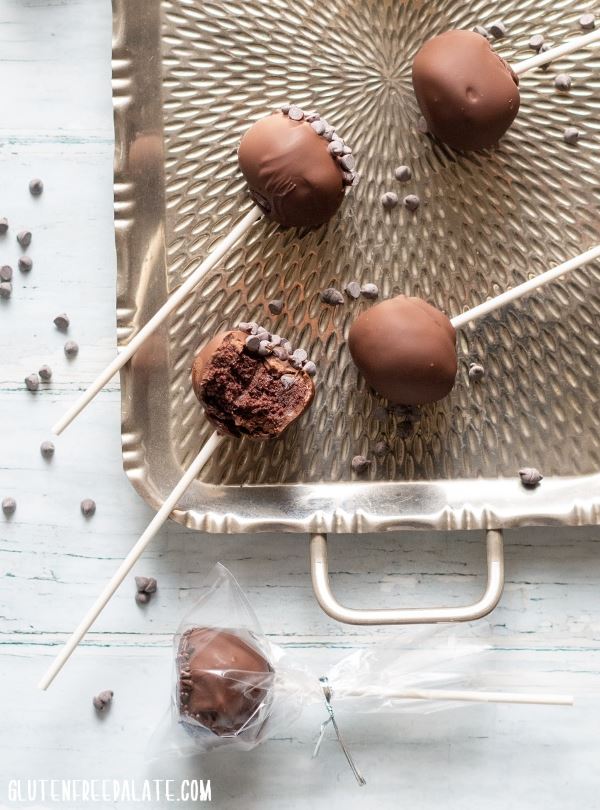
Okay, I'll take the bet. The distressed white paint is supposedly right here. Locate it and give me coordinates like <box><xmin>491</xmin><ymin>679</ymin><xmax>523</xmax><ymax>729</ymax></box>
<box><xmin>0</xmin><ymin>1</ymin><xmax>599</xmax><ymax>808</ymax></box>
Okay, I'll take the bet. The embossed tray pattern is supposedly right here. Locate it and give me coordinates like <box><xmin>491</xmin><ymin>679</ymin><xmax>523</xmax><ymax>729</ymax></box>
<box><xmin>114</xmin><ymin>0</ymin><xmax>600</xmax><ymax>532</ymax></box>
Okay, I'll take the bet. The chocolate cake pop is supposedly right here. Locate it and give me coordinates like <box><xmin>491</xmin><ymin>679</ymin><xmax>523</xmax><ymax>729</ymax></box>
<box><xmin>178</xmin><ymin>628</ymin><xmax>272</xmax><ymax>736</ymax></box>
<box><xmin>412</xmin><ymin>30</ymin><xmax>520</xmax><ymax>151</ymax></box>
<box><xmin>348</xmin><ymin>296</ymin><xmax>457</xmax><ymax>405</ymax></box>
<box><xmin>238</xmin><ymin>106</ymin><xmax>358</xmax><ymax>228</ymax></box>
<box><xmin>192</xmin><ymin>326</ymin><xmax>316</xmax><ymax>439</ymax></box>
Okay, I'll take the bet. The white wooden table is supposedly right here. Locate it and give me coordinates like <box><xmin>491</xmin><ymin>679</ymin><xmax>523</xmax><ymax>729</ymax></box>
<box><xmin>1</xmin><ymin>2</ymin><xmax>599</xmax><ymax>807</ymax></box>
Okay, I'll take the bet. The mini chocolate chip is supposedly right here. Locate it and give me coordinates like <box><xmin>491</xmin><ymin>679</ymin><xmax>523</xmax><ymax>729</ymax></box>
<box><xmin>344</xmin><ymin>281</ymin><xmax>361</xmax><ymax>299</ymax></box>
<box><xmin>81</xmin><ymin>498</ymin><xmax>96</xmax><ymax>517</ymax></box>
<box><xmin>268</xmin><ymin>299</ymin><xmax>284</xmax><ymax>315</ymax></box>
<box><xmin>351</xmin><ymin>455</ymin><xmax>372</xmax><ymax>474</ymax></box>
<box><xmin>468</xmin><ymin>362</ymin><xmax>485</xmax><ymax>381</ymax></box>
<box><xmin>40</xmin><ymin>440</ymin><xmax>55</xmax><ymax>459</ymax></box>
<box><xmin>303</xmin><ymin>360</ymin><xmax>317</xmax><ymax>377</ymax></box>
<box><xmin>288</xmin><ymin>105</ymin><xmax>304</xmax><ymax>121</ymax></box>
<box><xmin>258</xmin><ymin>340</ymin><xmax>271</xmax><ymax>356</ymax></box>
<box><xmin>135</xmin><ymin>576</ymin><xmax>150</xmax><ymax>592</ymax></box>
<box><xmin>361</xmin><ymin>283</ymin><xmax>379</xmax><ymax>300</ymax></box>
<box><xmin>18</xmin><ymin>255</ymin><xmax>32</xmax><ymax>272</ymax></box>
<box><xmin>92</xmin><ymin>690</ymin><xmax>113</xmax><ymax>711</ymax></box>
<box><xmin>29</xmin><ymin>178</ymin><xmax>44</xmax><ymax>196</ymax></box>
<box><xmin>270</xmin><ymin>334</ymin><xmax>282</xmax><ymax>346</ymax></box>
<box><xmin>342</xmin><ymin>171</ymin><xmax>355</xmax><ymax>186</ymax></box>
<box><xmin>272</xmin><ymin>346</ymin><xmax>289</xmax><ymax>361</ymax></box>
<box><xmin>381</xmin><ymin>191</ymin><xmax>398</xmax><ymax>209</ymax></box>
<box><xmin>280</xmin><ymin>104</ymin><xmax>290</xmax><ymax>114</ymax></box>
<box><xmin>64</xmin><ymin>340</ymin><xmax>79</xmax><ymax>357</ymax></box>
<box><xmin>0</xmin><ymin>265</ymin><xmax>12</xmax><ymax>282</ymax></box>
<box><xmin>554</xmin><ymin>73</ymin><xmax>572</xmax><ymax>91</ymax></box>
<box><xmin>417</xmin><ymin>116</ymin><xmax>429</xmax><ymax>134</ymax></box>
<box><xmin>280</xmin><ymin>374</ymin><xmax>296</xmax><ymax>389</ymax></box>
<box><xmin>338</xmin><ymin>154</ymin><xmax>355</xmax><ymax>171</ymax></box>
<box><xmin>54</xmin><ymin>313</ymin><xmax>70</xmax><ymax>330</ymax></box>
<box><xmin>0</xmin><ymin>282</ymin><xmax>12</xmax><ymax>299</ymax></box>
<box><xmin>320</xmin><ymin>287</ymin><xmax>344</xmax><ymax>306</ymax></box>
<box><xmin>2</xmin><ymin>497</ymin><xmax>16</xmax><ymax>516</ymax></box>
<box><xmin>564</xmin><ymin>126</ymin><xmax>580</xmax><ymax>145</ymax></box>
<box><xmin>292</xmin><ymin>348</ymin><xmax>308</xmax><ymax>364</ymax></box>
<box><xmin>0</xmin><ymin>218</ymin><xmax>7</xmax><ymax>234</ymax></box>
<box><xmin>488</xmin><ymin>21</ymin><xmax>507</xmax><ymax>38</ymax></box>
<box><xmin>25</xmin><ymin>373</ymin><xmax>39</xmax><ymax>392</ymax></box>
<box><xmin>579</xmin><ymin>13</ymin><xmax>595</xmax><ymax>29</ymax></box>
<box><xmin>328</xmin><ymin>140</ymin><xmax>345</xmax><ymax>156</ymax></box>
<box><xmin>473</xmin><ymin>24</ymin><xmax>489</xmax><ymax>37</ymax></box>
<box><xmin>17</xmin><ymin>230</ymin><xmax>32</xmax><ymax>247</ymax></box>
<box><xmin>144</xmin><ymin>577</ymin><xmax>157</xmax><ymax>594</ymax></box>
<box><xmin>39</xmin><ymin>364</ymin><xmax>52</xmax><ymax>381</ymax></box>
<box><xmin>237</xmin><ymin>321</ymin><xmax>254</xmax><ymax>333</ymax></box>
<box><xmin>519</xmin><ymin>467</ymin><xmax>543</xmax><ymax>487</ymax></box>
<box><xmin>528</xmin><ymin>33</ymin><xmax>544</xmax><ymax>51</ymax></box>
<box><xmin>305</xmin><ymin>112</ymin><xmax>320</xmax><ymax>122</ymax></box>
<box><xmin>394</xmin><ymin>165</ymin><xmax>412</xmax><ymax>182</ymax></box>
<box><xmin>311</xmin><ymin>120</ymin><xmax>326</xmax><ymax>136</ymax></box>
<box><xmin>403</xmin><ymin>194</ymin><xmax>420</xmax><ymax>211</ymax></box>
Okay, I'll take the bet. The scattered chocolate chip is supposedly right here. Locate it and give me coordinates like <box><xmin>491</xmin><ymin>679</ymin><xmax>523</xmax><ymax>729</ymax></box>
<box><xmin>25</xmin><ymin>373</ymin><xmax>39</xmax><ymax>392</ymax></box>
<box><xmin>554</xmin><ymin>73</ymin><xmax>572</xmax><ymax>91</ymax></box>
<box><xmin>528</xmin><ymin>33</ymin><xmax>544</xmax><ymax>51</ymax></box>
<box><xmin>80</xmin><ymin>498</ymin><xmax>96</xmax><ymax>517</ymax></box>
<box><xmin>280</xmin><ymin>374</ymin><xmax>296</xmax><ymax>389</ymax></box>
<box><xmin>39</xmin><ymin>364</ymin><xmax>52</xmax><ymax>381</ymax></box>
<box><xmin>18</xmin><ymin>255</ymin><xmax>32</xmax><ymax>272</ymax></box>
<box><xmin>135</xmin><ymin>591</ymin><xmax>150</xmax><ymax>605</ymax></box>
<box><xmin>0</xmin><ymin>282</ymin><xmax>12</xmax><ymax>299</ymax></box>
<box><xmin>268</xmin><ymin>299</ymin><xmax>284</xmax><ymax>315</ymax></box>
<box><xmin>2</xmin><ymin>497</ymin><xmax>16</xmax><ymax>516</ymax></box>
<box><xmin>394</xmin><ymin>165</ymin><xmax>412</xmax><ymax>182</ymax></box>
<box><xmin>351</xmin><ymin>455</ymin><xmax>372</xmax><ymax>474</ymax></box>
<box><xmin>468</xmin><ymin>362</ymin><xmax>485</xmax><ymax>381</ymax></box>
<box><xmin>417</xmin><ymin>116</ymin><xmax>429</xmax><ymax>134</ymax></box>
<box><xmin>403</xmin><ymin>194</ymin><xmax>420</xmax><ymax>212</ymax></box>
<box><xmin>288</xmin><ymin>105</ymin><xmax>304</xmax><ymax>121</ymax></box>
<box><xmin>374</xmin><ymin>440</ymin><xmax>389</xmax><ymax>458</ymax></box>
<box><xmin>343</xmin><ymin>281</ymin><xmax>360</xmax><ymax>300</ymax></box>
<box><xmin>519</xmin><ymin>467</ymin><xmax>543</xmax><ymax>487</ymax></box>
<box><xmin>40</xmin><ymin>440</ymin><xmax>55</xmax><ymax>459</ymax></box>
<box><xmin>54</xmin><ymin>313</ymin><xmax>69</xmax><ymax>331</ymax></box>
<box><xmin>320</xmin><ymin>287</ymin><xmax>344</xmax><ymax>306</ymax></box>
<box><xmin>29</xmin><ymin>178</ymin><xmax>44</xmax><ymax>196</ymax></box>
<box><xmin>473</xmin><ymin>24</ymin><xmax>489</xmax><ymax>37</ymax></box>
<box><xmin>381</xmin><ymin>191</ymin><xmax>399</xmax><ymax>209</ymax></box>
<box><xmin>92</xmin><ymin>690</ymin><xmax>113</xmax><ymax>712</ymax></box>
<box><xmin>135</xmin><ymin>575</ymin><xmax>157</xmax><ymax>595</ymax></box>
<box><xmin>564</xmin><ymin>126</ymin><xmax>580</xmax><ymax>145</ymax></box>
<box><xmin>0</xmin><ymin>265</ymin><xmax>12</xmax><ymax>282</ymax></box>
<box><xmin>579</xmin><ymin>12</ymin><xmax>595</xmax><ymax>29</ymax></box>
<box><xmin>360</xmin><ymin>283</ymin><xmax>379</xmax><ymax>300</ymax></box>
<box><xmin>64</xmin><ymin>340</ymin><xmax>79</xmax><ymax>358</ymax></box>
<box><xmin>17</xmin><ymin>230</ymin><xmax>32</xmax><ymax>248</ymax></box>
<box><xmin>0</xmin><ymin>218</ymin><xmax>8</xmax><ymax>234</ymax></box>
<box><xmin>303</xmin><ymin>360</ymin><xmax>317</xmax><ymax>377</ymax></box>
<box><xmin>488</xmin><ymin>21</ymin><xmax>507</xmax><ymax>38</ymax></box>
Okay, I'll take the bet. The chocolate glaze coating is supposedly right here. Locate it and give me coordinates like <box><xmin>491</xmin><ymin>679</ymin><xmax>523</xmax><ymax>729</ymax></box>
<box><xmin>238</xmin><ymin>112</ymin><xmax>345</xmax><ymax>227</ymax></box>
<box><xmin>412</xmin><ymin>29</ymin><xmax>520</xmax><ymax>151</ymax></box>
<box><xmin>178</xmin><ymin>628</ymin><xmax>272</xmax><ymax>736</ymax></box>
<box><xmin>192</xmin><ymin>330</ymin><xmax>315</xmax><ymax>439</ymax></box>
<box><xmin>348</xmin><ymin>296</ymin><xmax>457</xmax><ymax>405</ymax></box>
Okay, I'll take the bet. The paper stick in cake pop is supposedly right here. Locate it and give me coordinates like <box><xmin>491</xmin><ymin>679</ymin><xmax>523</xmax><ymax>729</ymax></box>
<box><xmin>51</xmin><ymin>105</ymin><xmax>357</xmax><ymax>436</ymax></box>
<box><xmin>39</xmin><ymin>327</ymin><xmax>317</xmax><ymax>688</ymax></box>
<box><xmin>349</xmin><ymin>244</ymin><xmax>600</xmax><ymax>406</ymax></box>
<box><xmin>412</xmin><ymin>27</ymin><xmax>600</xmax><ymax>151</ymax></box>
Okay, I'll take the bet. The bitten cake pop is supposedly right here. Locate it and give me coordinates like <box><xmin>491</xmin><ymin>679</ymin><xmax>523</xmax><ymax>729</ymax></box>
<box><xmin>178</xmin><ymin>628</ymin><xmax>272</xmax><ymax>736</ymax></box>
<box><xmin>192</xmin><ymin>325</ymin><xmax>316</xmax><ymax>439</ymax></box>
<box><xmin>412</xmin><ymin>30</ymin><xmax>520</xmax><ymax>151</ymax></box>
<box><xmin>348</xmin><ymin>296</ymin><xmax>457</xmax><ymax>406</ymax></box>
<box><xmin>238</xmin><ymin>106</ymin><xmax>358</xmax><ymax>228</ymax></box>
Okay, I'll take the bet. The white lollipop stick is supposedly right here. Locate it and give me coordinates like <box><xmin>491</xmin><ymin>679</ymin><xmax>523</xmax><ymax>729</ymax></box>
<box><xmin>52</xmin><ymin>206</ymin><xmax>262</xmax><ymax>436</ymax></box>
<box><xmin>451</xmin><ymin>244</ymin><xmax>600</xmax><ymax>329</ymax></box>
<box><xmin>513</xmin><ymin>27</ymin><xmax>600</xmax><ymax>76</ymax></box>
<box><xmin>38</xmin><ymin>431</ymin><xmax>224</xmax><ymax>690</ymax></box>
<box><xmin>338</xmin><ymin>687</ymin><xmax>573</xmax><ymax>706</ymax></box>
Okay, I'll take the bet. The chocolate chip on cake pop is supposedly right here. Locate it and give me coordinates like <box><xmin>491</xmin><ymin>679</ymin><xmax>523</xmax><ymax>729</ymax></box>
<box><xmin>287</xmin><ymin>104</ymin><xmax>304</xmax><ymax>121</ymax></box>
<box><xmin>360</xmin><ymin>283</ymin><xmax>379</xmax><ymax>300</ymax></box>
<box><xmin>579</xmin><ymin>13</ymin><xmax>596</xmax><ymax>29</ymax></box>
<box><xmin>381</xmin><ymin>191</ymin><xmax>399</xmax><ymax>209</ymax></box>
<box><xmin>303</xmin><ymin>360</ymin><xmax>317</xmax><ymax>377</ymax></box>
<box><xmin>0</xmin><ymin>282</ymin><xmax>12</xmax><ymax>299</ymax></box>
<box><xmin>394</xmin><ymin>165</ymin><xmax>412</xmax><ymax>182</ymax></box>
<box><xmin>29</xmin><ymin>178</ymin><xmax>44</xmax><ymax>196</ymax></box>
<box><xmin>92</xmin><ymin>690</ymin><xmax>113</xmax><ymax>712</ymax></box>
<box><xmin>80</xmin><ymin>498</ymin><xmax>96</xmax><ymax>517</ymax></box>
<box><xmin>554</xmin><ymin>73</ymin><xmax>572</xmax><ymax>91</ymax></box>
<box><xmin>268</xmin><ymin>299</ymin><xmax>284</xmax><ymax>315</ymax></box>
<box><xmin>54</xmin><ymin>313</ymin><xmax>69</xmax><ymax>331</ymax></box>
<box><xmin>2</xmin><ymin>497</ymin><xmax>16</xmax><ymax>516</ymax></box>
<box><xmin>280</xmin><ymin>374</ymin><xmax>296</xmax><ymax>390</ymax></box>
<box><xmin>519</xmin><ymin>467</ymin><xmax>543</xmax><ymax>487</ymax></box>
<box><xmin>39</xmin><ymin>364</ymin><xmax>52</xmax><ymax>381</ymax></box>
<box><xmin>17</xmin><ymin>230</ymin><xmax>32</xmax><ymax>248</ymax></box>
<box><xmin>64</xmin><ymin>340</ymin><xmax>79</xmax><ymax>357</ymax></box>
<box><xmin>25</xmin><ymin>373</ymin><xmax>39</xmax><ymax>392</ymax></box>
<box><xmin>564</xmin><ymin>126</ymin><xmax>580</xmax><ymax>144</ymax></box>
<box><xmin>488</xmin><ymin>21</ymin><xmax>507</xmax><ymax>39</ymax></box>
<box><xmin>344</xmin><ymin>281</ymin><xmax>361</xmax><ymax>299</ymax></box>
<box><xmin>320</xmin><ymin>287</ymin><xmax>344</xmax><ymax>306</ymax></box>
<box><xmin>40</xmin><ymin>440</ymin><xmax>55</xmax><ymax>459</ymax></box>
<box><xmin>0</xmin><ymin>218</ymin><xmax>8</xmax><ymax>235</ymax></box>
<box><xmin>468</xmin><ymin>362</ymin><xmax>485</xmax><ymax>381</ymax></box>
<box><xmin>351</xmin><ymin>455</ymin><xmax>372</xmax><ymax>474</ymax></box>
<box><xmin>528</xmin><ymin>33</ymin><xmax>544</xmax><ymax>51</ymax></box>
<box><xmin>245</xmin><ymin>334</ymin><xmax>261</xmax><ymax>352</ymax></box>
<box><xmin>403</xmin><ymin>194</ymin><xmax>420</xmax><ymax>211</ymax></box>
<box><xmin>18</xmin><ymin>255</ymin><xmax>32</xmax><ymax>272</ymax></box>
<box><xmin>0</xmin><ymin>265</ymin><xmax>12</xmax><ymax>282</ymax></box>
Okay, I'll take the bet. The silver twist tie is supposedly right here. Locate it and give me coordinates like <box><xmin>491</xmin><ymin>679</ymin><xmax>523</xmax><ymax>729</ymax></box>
<box><xmin>312</xmin><ymin>676</ymin><xmax>366</xmax><ymax>786</ymax></box>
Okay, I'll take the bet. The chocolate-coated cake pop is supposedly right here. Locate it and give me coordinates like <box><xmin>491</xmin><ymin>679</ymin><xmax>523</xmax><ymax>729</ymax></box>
<box><xmin>348</xmin><ymin>296</ymin><xmax>457</xmax><ymax>405</ymax></box>
<box><xmin>238</xmin><ymin>106</ymin><xmax>357</xmax><ymax>228</ymax></box>
<box><xmin>412</xmin><ymin>30</ymin><xmax>520</xmax><ymax>151</ymax></box>
<box><xmin>178</xmin><ymin>628</ymin><xmax>272</xmax><ymax>736</ymax></box>
<box><xmin>192</xmin><ymin>327</ymin><xmax>315</xmax><ymax>439</ymax></box>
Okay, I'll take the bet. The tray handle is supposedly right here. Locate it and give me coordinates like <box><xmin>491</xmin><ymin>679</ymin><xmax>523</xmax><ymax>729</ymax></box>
<box><xmin>309</xmin><ymin>529</ymin><xmax>504</xmax><ymax>625</ymax></box>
